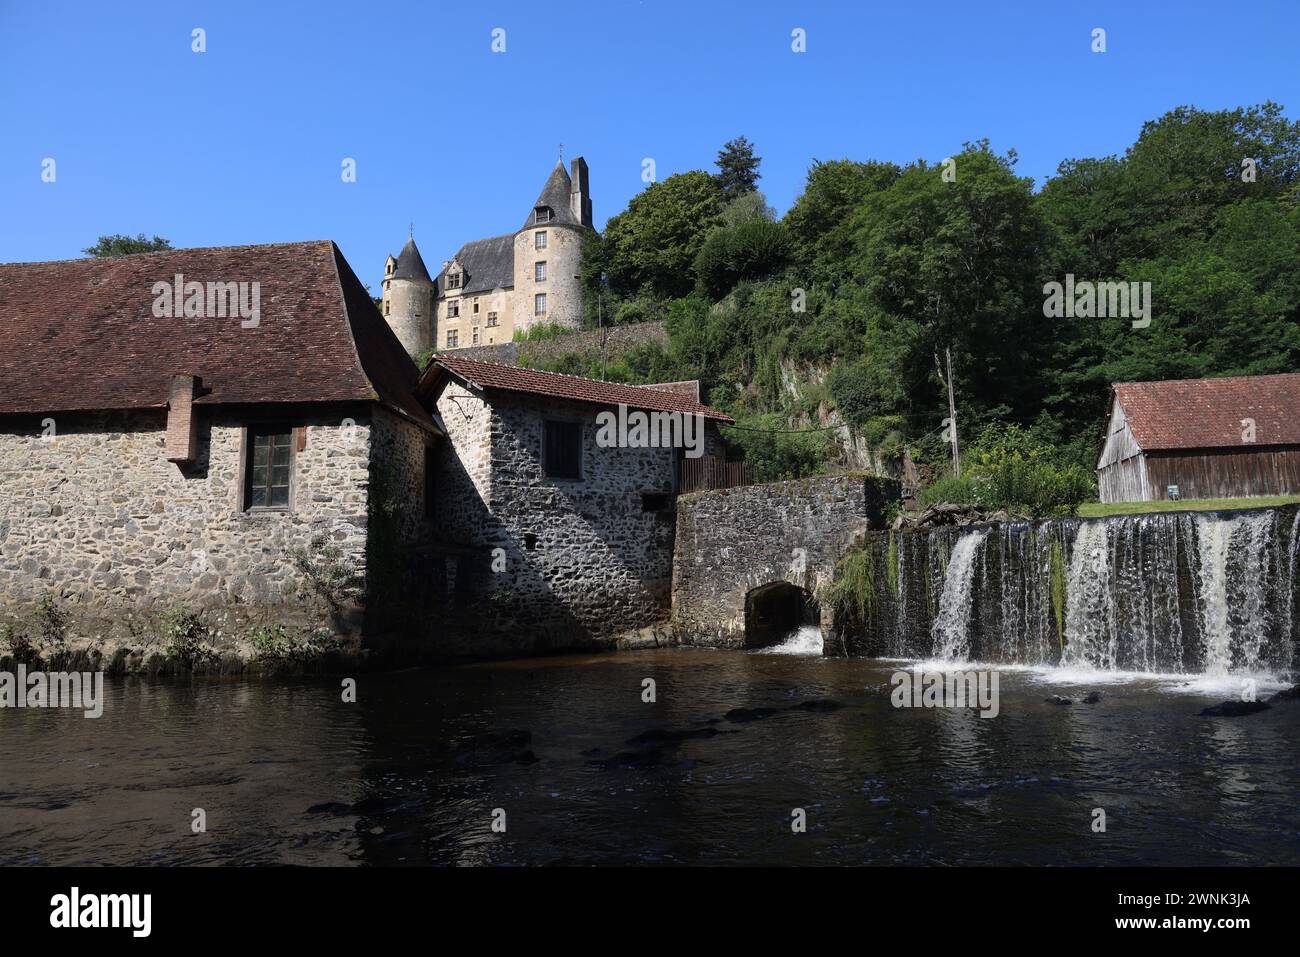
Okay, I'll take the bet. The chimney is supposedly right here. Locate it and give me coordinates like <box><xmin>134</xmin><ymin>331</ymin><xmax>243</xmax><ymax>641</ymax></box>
<box><xmin>165</xmin><ymin>374</ymin><xmax>201</xmax><ymax>465</ymax></box>
<box><xmin>570</xmin><ymin>156</ymin><xmax>592</xmax><ymax>228</ymax></box>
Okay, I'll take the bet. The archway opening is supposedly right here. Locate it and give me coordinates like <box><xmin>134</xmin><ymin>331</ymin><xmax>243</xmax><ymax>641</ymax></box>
<box><xmin>744</xmin><ymin>581</ymin><xmax>817</xmax><ymax>649</ymax></box>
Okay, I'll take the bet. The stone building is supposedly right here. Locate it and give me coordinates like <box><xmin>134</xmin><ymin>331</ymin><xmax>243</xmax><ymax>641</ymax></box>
<box><xmin>0</xmin><ymin>240</ymin><xmax>735</xmax><ymax>662</ymax></box>
<box><xmin>381</xmin><ymin>157</ymin><xmax>594</xmax><ymax>356</ymax></box>
<box><xmin>0</xmin><ymin>241</ymin><xmax>439</xmax><ymax>653</ymax></box>
<box><xmin>417</xmin><ymin>355</ymin><xmax>731</xmax><ymax>654</ymax></box>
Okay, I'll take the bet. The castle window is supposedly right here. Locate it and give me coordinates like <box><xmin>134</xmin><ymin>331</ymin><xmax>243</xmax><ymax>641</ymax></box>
<box><xmin>487</xmin><ymin>312</ymin><xmax>499</xmax><ymax>327</ymax></box>
<box><xmin>383</xmin><ymin>301</ymin><xmax>389</xmax><ymax>316</ymax></box>
<box><xmin>543</xmin><ymin>420</ymin><xmax>582</xmax><ymax>480</ymax></box>
<box><xmin>472</xmin><ymin>299</ymin><xmax>480</xmax><ymax>314</ymax></box>
<box><xmin>244</xmin><ymin>426</ymin><xmax>293</xmax><ymax>511</ymax></box>
<box><xmin>446</xmin><ymin>272</ymin><xmax>462</xmax><ymax>290</ymax></box>
<box><xmin>534</xmin><ymin>207</ymin><xmax>552</xmax><ymax>224</ymax></box>
<box><xmin>534</xmin><ymin>293</ymin><xmax>547</xmax><ymax>316</ymax></box>
<box><xmin>535</xmin><ymin>231</ymin><xmax>547</xmax><ymax>250</ymax></box>
<box><xmin>535</xmin><ymin>261</ymin><xmax>547</xmax><ymax>282</ymax></box>
<box><xmin>447</xmin><ymin>301</ymin><xmax>459</xmax><ymax>318</ymax></box>
<box><xmin>472</xmin><ymin>327</ymin><xmax>480</xmax><ymax>345</ymax></box>
<box><xmin>447</xmin><ymin>330</ymin><xmax>459</xmax><ymax>348</ymax></box>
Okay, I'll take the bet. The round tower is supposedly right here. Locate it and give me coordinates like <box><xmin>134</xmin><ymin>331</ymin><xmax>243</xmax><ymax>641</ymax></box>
<box><xmin>512</xmin><ymin>157</ymin><xmax>592</xmax><ymax>334</ymax></box>
<box><xmin>382</xmin><ymin>235</ymin><xmax>434</xmax><ymax>358</ymax></box>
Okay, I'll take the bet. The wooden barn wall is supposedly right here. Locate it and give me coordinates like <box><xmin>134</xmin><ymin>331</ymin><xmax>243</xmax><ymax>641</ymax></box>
<box><xmin>1098</xmin><ymin>454</ymin><xmax>1151</xmax><ymax>503</ymax></box>
<box><xmin>1144</xmin><ymin>446</ymin><xmax>1300</xmax><ymax>500</ymax></box>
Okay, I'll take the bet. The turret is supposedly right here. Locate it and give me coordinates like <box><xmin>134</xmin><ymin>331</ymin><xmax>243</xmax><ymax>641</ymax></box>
<box><xmin>382</xmin><ymin>235</ymin><xmax>433</xmax><ymax>358</ymax></box>
<box><xmin>512</xmin><ymin>156</ymin><xmax>593</xmax><ymax>334</ymax></box>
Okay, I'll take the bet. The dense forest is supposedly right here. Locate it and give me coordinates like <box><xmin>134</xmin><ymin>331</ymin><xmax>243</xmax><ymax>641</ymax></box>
<box><xmin>534</xmin><ymin>104</ymin><xmax>1300</xmax><ymax>489</ymax></box>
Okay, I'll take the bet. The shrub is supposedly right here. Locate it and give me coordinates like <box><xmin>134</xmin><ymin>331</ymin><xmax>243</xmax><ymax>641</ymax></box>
<box><xmin>249</xmin><ymin>624</ymin><xmax>344</xmax><ymax>663</ymax></box>
<box><xmin>31</xmin><ymin>594</ymin><xmax>66</xmax><ymax>651</ymax></box>
<box><xmin>819</xmin><ymin>547</ymin><xmax>876</xmax><ymax>629</ymax></box>
<box><xmin>0</xmin><ymin>623</ymin><xmax>36</xmax><ymax>663</ymax></box>
<box><xmin>160</xmin><ymin>608</ymin><xmax>213</xmax><ymax>666</ymax></box>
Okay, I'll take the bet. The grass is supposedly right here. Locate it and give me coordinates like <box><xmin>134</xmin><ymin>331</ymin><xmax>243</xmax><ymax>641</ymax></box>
<box><xmin>1077</xmin><ymin>495</ymin><xmax>1300</xmax><ymax>518</ymax></box>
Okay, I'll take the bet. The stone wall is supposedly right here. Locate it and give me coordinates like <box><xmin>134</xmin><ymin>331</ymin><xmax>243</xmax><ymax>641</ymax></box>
<box><xmin>429</xmin><ymin>386</ymin><xmax>723</xmax><ymax>656</ymax></box>
<box><xmin>671</xmin><ymin>473</ymin><xmax>899</xmax><ymax>648</ymax></box>
<box><xmin>0</xmin><ymin>407</ymin><xmax>376</xmax><ymax>654</ymax></box>
<box><xmin>454</xmin><ymin>320</ymin><xmax>668</xmax><ymax>368</ymax></box>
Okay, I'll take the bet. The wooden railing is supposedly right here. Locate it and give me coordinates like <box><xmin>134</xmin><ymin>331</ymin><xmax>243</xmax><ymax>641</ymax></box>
<box><xmin>678</xmin><ymin>456</ymin><xmax>754</xmax><ymax>494</ymax></box>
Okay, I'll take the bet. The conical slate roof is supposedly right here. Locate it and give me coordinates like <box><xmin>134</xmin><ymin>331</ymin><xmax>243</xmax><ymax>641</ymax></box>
<box><xmin>520</xmin><ymin>161</ymin><xmax>581</xmax><ymax>229</ymax></box>
<box><xmin>391</xmin><ymin>236</ymin><xmax>432</xmax><ymax>283</ymax></box>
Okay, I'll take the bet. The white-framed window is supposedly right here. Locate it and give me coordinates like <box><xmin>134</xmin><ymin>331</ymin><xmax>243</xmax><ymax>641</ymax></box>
<box><xmin>535</xmin><ymin>261</ymin><xmax>547</xmax><ymax>282</ymax></box>
<box><xmin>487</xmin><ymin>312</ymin><xmax>499</xmax><ymax>327</ymax></box>
<box><xmin>534</xmin><ymin>293</ymin><xmax>547</xmax><ymax>316</ymax></box>
<box><xmin>447</xmin><ymin>301</ymin><xmax>459</xmax><ymax>318</ymax></box>
<box><xmin>472</xmin><ymin>327</ymin><xmax>480</xmax><ymax>345</ymax></box>
<box><xmin>535</xmin><ymin>231</ymin><xmax>547</xmax><ymax>250</ymax></box>
<box><xmin>534</xmin><ymin>207</ymin><xmax>552</xmax><ymax>224</ymax></box>
<box><xmin>446</xmin><ymin>330</ymin><xmax>459</xmax><ymax>348</ymax></box>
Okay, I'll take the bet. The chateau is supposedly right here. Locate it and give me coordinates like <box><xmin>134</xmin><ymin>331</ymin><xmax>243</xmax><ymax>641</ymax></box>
<box><xmin>380</xmin><ymin>157</ymin><xmax>593</xmax><ymax>357</ymax></box>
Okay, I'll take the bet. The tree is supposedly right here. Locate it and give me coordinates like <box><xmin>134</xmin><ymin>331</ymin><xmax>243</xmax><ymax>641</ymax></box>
<box><xmin>693</xmin><ymin>219</ymin><xmax>793</xmax><ymax>300</ymax></box>
<box><xmin>714</xmin><ymin>136</ymin><xmax>762</xmax><ymax>202</ymax></box>
<box><xmin>600</xmin><ymin>171</ymin><xmax>725</xmax><ymax>299</ymax></box>
<box><xmin>83</xmin><ymin>233</ymin><xmax>173</xmax><ymax>257</ymax></box>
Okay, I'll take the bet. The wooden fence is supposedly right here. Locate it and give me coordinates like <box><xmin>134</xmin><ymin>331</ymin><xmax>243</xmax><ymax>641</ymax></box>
<box><xmin>679</xmin><ymin>456</ymin><xmax>754</xmax><ymax>493</ymax></box>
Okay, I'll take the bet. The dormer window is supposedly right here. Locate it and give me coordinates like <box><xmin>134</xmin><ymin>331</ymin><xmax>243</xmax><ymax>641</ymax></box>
<box><xmin>534</xmin><ymin>207</ymin><xmax>552</xmax><ymax>224</ymax></box>
<box><xmin>446</xmin><ymin>271</ymin><xmax>462</xmax><ymax>290</ymax></box>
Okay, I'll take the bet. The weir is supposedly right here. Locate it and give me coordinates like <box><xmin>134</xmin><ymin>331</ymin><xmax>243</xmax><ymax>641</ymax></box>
<box><xmin>840</xmin><ymin>505</ymin><xmax>1300</xmax><ymax>674</ymax></box>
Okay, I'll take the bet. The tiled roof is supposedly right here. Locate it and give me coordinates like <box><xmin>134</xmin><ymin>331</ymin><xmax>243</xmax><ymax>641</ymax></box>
<box><xmin>0</xmin><ymin>240</ymin><xmax>435</xmax><ymax>430</ymax></box>
<box><xmin>423</xmin><ymin>354</ymin><xmax>733</xmax><ymax>422</ymax></box>
<box><xmin>1114</xmin><ymin>373</ymin><xmax>1300</xmax><ymax>451</ymax></box>
<box><xmin>434</xmin><ymin>234</ymin><xmax>515</xmax><ymax>297</ymax></box>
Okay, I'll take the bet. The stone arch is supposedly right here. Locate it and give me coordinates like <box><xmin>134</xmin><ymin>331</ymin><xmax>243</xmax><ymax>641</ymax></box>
<box><xmin>743</xmin><ymin>581</ymin><xmax>819</xmax><ymax>649</ymax></box>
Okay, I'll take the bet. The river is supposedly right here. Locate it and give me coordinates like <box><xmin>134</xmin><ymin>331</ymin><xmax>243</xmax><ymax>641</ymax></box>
<box><xmin>2</xmin><ymin>647</ymin><xmax>1296</xmax><ymax>866</ymax></box>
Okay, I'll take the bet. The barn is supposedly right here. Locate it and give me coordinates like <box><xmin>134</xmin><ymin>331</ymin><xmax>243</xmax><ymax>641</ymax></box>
<box><xmin>1096</xmin><ymin>373</ymin><xmax>1300</xmax><ymax>503</ymax></box>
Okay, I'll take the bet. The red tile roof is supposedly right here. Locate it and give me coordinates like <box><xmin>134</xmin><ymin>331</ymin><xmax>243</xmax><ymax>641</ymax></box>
<box><xmin>1114</xmin><ymin>373</ymin><xmax>1300</xmax><ymax>451</ymax></box>
<box><xmin>423</xmin><ymin>354</ymin><xmax>733</xmax><ymax>422</ymax></box>
<box><xmin>0</xmin><ymin>241</ymin><xmax>434</xmax><ymax>430</ymax></box>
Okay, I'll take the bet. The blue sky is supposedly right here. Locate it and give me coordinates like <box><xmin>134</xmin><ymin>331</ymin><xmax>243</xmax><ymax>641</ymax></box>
<box><xmin>2</xmin><ymin>0</ymin><xmax>1297</xmax><ymax>292</ymax></box>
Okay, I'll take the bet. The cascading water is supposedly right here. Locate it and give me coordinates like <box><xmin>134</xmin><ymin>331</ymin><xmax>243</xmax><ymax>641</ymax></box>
<box><xmin>762</xmin><ymin>625</ymin><xmax>825</xmax><ymax>656</ymax></box>
<box><xmin>841</xmin><ymin>505</ymin><xmax>1299</xmax><ymax>677</ymax></box>
<box><xmin>930</xmin><ymin>529</ymin><xmax>990</xmax><ymax>661</ymax></box>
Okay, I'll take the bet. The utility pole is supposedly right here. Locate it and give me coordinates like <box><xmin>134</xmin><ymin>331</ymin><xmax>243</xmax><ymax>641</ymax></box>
<box><xmin>941</xmin><ymin>346</ymin><xmax>960</xmax><ymax>478</ymax></box>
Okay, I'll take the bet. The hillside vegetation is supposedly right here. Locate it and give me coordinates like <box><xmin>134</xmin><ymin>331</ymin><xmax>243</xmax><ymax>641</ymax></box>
<box><xmin>532</xmin><ymin>112</ymin><xmax>1300</xmax><ymax>490</ymax></box>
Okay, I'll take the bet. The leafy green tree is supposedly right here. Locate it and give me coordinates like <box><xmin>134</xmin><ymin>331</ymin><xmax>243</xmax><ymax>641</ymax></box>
<box><xmin>600</xmin><ymin>171</ymin><xmax>725</xmax><ymax>299</ymax></box>
<box><xmin>83</xmin><ymin>233</ymin><xmax>173</xmax><ymax>257</ymax></box>
<box><xmin>692</xmin><ymin>219</ymin><xmax>793</xmax><ymax>300</ymax></box>
<box><xmin>714</xmin><ymin>135</ymin><xmax>762</xmax><ymax>201</ymax></box>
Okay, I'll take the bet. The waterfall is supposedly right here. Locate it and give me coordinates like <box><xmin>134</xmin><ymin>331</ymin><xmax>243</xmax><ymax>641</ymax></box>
<box><xmin>1062</xmin><ymin>521</ymin><xmax>1118</xmax><ymax>670</ymax></box>
<box><xmin>762</xmin><ymin>625</ymin><xmax>824</xmax><ymax>656</ymax></box>
<box><xmin>843</xmin><ymin>504</ymin><xmax>1299</xmax><ymax>676</ymax></box>
<box><xmin>930</xmin><ymin>528</ymin><xmax>990</xmax><ymax>661</ymax></box>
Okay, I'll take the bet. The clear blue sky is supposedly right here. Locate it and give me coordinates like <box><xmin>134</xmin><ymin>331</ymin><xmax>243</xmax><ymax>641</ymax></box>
<box><xmin>2</xmin><ymin>0</ymin><xmax>1296</xmax><ymax>292</ymax></box>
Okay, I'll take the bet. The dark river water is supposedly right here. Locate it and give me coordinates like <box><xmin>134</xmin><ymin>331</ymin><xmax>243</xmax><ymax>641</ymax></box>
<box><xmin>1</xmin><ymin>649</ymin><xmax>1297</xmax><ymax>866</ymax></box>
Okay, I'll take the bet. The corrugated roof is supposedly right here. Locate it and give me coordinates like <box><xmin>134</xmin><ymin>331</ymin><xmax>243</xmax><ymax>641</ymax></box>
<box><xmin>422</xmin><ymin>354</ymin><xmax>733</xmax><ymax>422</ymax></box>
<box><xmin>434</xmin><ymin>234</ymin><xmax>515</xmax><ymax>297</ymax></box>
<box><xmin>0</xmin><ymin>240</ymin><xmax>436</xmax><ymax>431</ymax></box>
<box><xmin>1113</xmin><ymin>373</ymin><xmax>1300</xmax><ymax>451</ymax></box>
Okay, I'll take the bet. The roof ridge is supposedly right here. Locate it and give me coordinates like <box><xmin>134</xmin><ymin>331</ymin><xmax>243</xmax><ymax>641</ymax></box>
<box><xmin>0</xmin><ymin>239</ymin><xmax>333</xmax><ymax>269</ymax></box>
<box><xmin>1115</xmin><ymin>371</ymin><xmax>1300</xmax><ymax>388</ymax></box>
